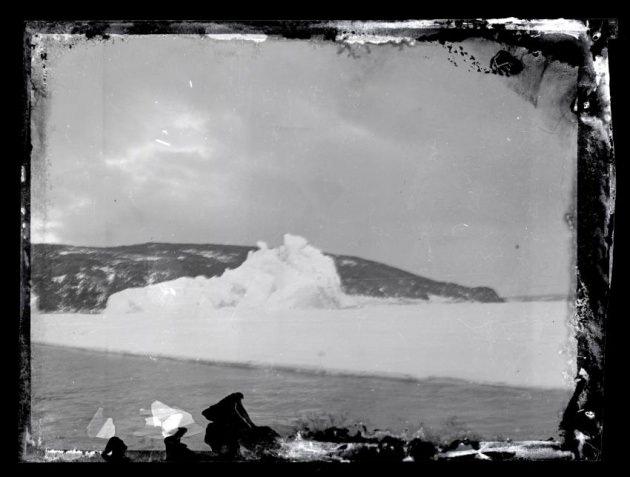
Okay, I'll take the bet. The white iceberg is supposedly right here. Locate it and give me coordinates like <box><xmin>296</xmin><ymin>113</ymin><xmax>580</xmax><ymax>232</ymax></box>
<box><xmin>105</xmin><ymin>234</ymin><xmax>355</xmax><ymax>314</ymax></box>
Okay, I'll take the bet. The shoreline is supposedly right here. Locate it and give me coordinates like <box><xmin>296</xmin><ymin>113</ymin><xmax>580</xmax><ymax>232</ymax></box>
<box><xmin>31</xmin><ymin>342</ymin><xmax>572</xmax><ymax>452</ymax></box>
<box><xmin>32</xmin><ymin>342</ymin><xmax>573</xmax><ymax>393</ymax></box>
<box><xmin>24</xmin><ymin>439</ymin><xmax>575</xmax><ymax>462</ymax></box>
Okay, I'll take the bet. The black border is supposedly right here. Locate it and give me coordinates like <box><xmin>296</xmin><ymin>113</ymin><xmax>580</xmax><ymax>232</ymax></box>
<box><xmin>13</xmin><ymin>13</ymin><xmax>625</xmax><ymax>468</ymax></box>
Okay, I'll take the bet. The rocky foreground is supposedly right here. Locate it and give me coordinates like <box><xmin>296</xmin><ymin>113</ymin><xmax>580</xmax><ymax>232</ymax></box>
<box><xmin>26</xmin><ymin>438</ymin><xmax>574</xmax><ymax>463</ymax></box>
<box><xmin>23</xmin><ymin>392</ymin><xmax>577</xmax><ymax>463</ymax></box>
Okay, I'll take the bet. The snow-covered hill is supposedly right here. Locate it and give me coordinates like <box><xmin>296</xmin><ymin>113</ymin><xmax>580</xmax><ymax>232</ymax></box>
<box><xmin>31</xmin><ymin>235</ymin><xmax>502</xmax><ymax>313</ymax></box>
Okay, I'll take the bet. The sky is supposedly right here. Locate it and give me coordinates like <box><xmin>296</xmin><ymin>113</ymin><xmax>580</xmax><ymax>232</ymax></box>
<box><xmin>31</xmin><ymin>35</ymin><xmax>578</xmax><ymax>297</ymax></box>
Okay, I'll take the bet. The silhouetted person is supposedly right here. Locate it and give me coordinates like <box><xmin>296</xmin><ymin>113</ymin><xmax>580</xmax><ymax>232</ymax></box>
<box><xmin>202</xmin><ymin>392</ymin><xmax>280</xmax><ymax>458</ymax></box>
<box><xmin>101</xmin><ymin>436</ymin><xmax>129</xmax><ymax>463</ymax></box>
<box><xmin>164</xmin><ymin>427</ymin><xmax>198</xmax><ymax>462</ymax></box>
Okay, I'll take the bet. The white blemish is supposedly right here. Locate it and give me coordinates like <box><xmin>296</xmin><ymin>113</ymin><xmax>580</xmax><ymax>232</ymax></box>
<box><xmin>594</xmin><ymin>55</ymin><xmax>609</xmax><ymax>87</ymax></box>
<box><xmin>43</xmin><ymin>449</ymin><xmax>98</xmax><ymax>462</ymax></box>
<box><xmin>161</xmin><ymin>129</ymin><xmax>168</xmax><ymax>135</ymax></box>
<box><xmin>574</xmin><ymin>430</ymin><xmax>589</xmax><ymax>458</ymax></box>
<box><xmin>485</xmin><ymin>18</ymin><xmax>587</xmax><ymax>37</ymax></box>
<box><xmin>189</xmin><ymin>80</ymin><xmax>193</xmax><ymax>88</ymax></box>
<box><xmin>87</xmin><ymin>407</ymin><xmax>116</xmax><ymax>439</ymax></box>
<box><xmin>331</xmin><ymin>19</ymin><xmax>587</xmax><ymax>43</ymax></box>
<box><xmin>206</xmin><ymin>33</ymin><xmax>267</xmax><ymax>43</ymax></box>
<box><xmin>593</xmin><ymin>55</ymin><xmax>612</xmax><ymax>124</ymax></box>
<box><xmin>336</xmin><ymin>33</ymin><xmax>416</xmax><ymax>45</ymax></box>
<box><xmin>96</xmin><ymin>418</ymin><xmax>116</xmax><ymax>439</ymax></box>
<box><xmin>146</xmin><ymin>400</ymin><xmax>199</xmax><ymax>438</ymax></box>
<box><xmin>331</xmin><ymin>20</ymin><xmax>440</xmax><ymax>31</ymax></box>
<box><xmin>155</xmin><ymin>139</ymin><xmax>171</xmax><ymax>147</ymax></box>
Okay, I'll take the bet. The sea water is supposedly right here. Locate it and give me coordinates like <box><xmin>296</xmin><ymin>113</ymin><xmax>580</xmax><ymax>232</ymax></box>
<box><xmin>32</xmin><ymin>344</ymin><xmax>572</xmax><ymax>451</ymax></box>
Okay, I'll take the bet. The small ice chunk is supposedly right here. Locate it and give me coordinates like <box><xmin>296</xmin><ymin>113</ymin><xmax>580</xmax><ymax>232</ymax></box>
<box><xmin>87</xmin><ymin>407</ymin><xmax>115</xmax><ymax>439</ymax></box>
<box><xmin>147</xmin><ymin>400</ymin><xmax>198</xmax><ymax>438</ymax></box>
<box><xmin>96</xmin><ymin>418</ymin><xmax>116</xmax><ymax>439</ymax></box>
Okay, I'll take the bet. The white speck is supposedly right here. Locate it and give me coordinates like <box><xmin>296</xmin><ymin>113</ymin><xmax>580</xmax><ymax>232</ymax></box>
<box><xmin>507</xmin><ymin>137</ymin><xmax>511</xmax><ymax>142</ymax></box>
<box><xmin>337</xmin><ymin>33</ymin><xmax>416</xmax><ymax>45</ymax></box>
<box><xmin>516</xmin><ymin>116</ymin><xmax>520</xmax><ymax>120</ymax></box>
<box><xmin>189</xmin><ymin>80</ymin><xmax>193</xmax><ymax>88</ymax></box>
<box><xmin>207</xmin><ymin>33</ymin><xmax>267</xmax><ymax>43</ymax></box>
<box><xmin>155</xmin><ymin>139</ymin><xmax>171</xmax><ymax>147</ymax></box>
<box><xmin>154</xmin><ymin>100</ymin><xmax>159</xmax><ymax>104</ymax></box>
<box><xmin>161</xmin><ymin>129</ymin><xmax>168</xmax><ymax>135</ymax></box>
<box><xmin>485</xmin><ymin>18</ymin><xmax>587</xmax><ymax>37</ymax></box>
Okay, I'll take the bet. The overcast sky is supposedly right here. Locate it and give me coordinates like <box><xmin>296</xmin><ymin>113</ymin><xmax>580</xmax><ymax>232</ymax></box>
<box><xmin>31</xmin><ymin>35</ymin><xmax>578</xmax><ymax>297</ymax></box>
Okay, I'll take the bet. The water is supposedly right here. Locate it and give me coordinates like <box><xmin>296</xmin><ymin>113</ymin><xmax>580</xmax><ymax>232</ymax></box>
<box><xmin>31</xmin><ymin>344</ymin><xmax>572</xmax><ymax>451</ymax></box>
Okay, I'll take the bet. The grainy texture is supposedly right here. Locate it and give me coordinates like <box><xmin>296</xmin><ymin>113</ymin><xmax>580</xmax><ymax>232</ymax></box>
<box><xmin>21</xmin><ymin>19</ymin><xmax>617</xmax><ymax>462</ymax></box>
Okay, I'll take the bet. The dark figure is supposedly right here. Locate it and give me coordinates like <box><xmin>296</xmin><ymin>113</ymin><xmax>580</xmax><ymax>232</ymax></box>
<box><xmin>164</xmin><ymin>427</ymin><xmax>198</xmax><ymax>462</ymax></box>
<box><xmin>202</xmin><ymin>392</ymin><xmax>280</xmax><ymax>458</ymax></box>
<box><xmin>101</xmin><ymin>436</ymin><xmax>129</xmax><ymax>463</ymax></box>
<box><xmin>406</xmin><ymin>438</ymin><xmax>438</xmax><ymax>461</ymax></box>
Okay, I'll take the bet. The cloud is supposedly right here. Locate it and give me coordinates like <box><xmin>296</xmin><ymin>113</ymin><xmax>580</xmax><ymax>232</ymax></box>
<box><xmin>31</xmin><ymin>215</ymin><xmax>62</xmax><ymax>244</ymax></box>
<box><xmin>30</xmin><ymin>36</ymin><xmax>577</xmax><ymax>295</ymax></box>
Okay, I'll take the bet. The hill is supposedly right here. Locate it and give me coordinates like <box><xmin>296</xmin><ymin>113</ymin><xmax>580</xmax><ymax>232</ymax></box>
<box><xmin>31</xmin><ymin>242</ymin><xmax>503</xmax><ymax>313</ymax></box>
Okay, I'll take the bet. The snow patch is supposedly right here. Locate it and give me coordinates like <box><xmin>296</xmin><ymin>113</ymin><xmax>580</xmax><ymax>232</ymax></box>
<box><xmin>105</xmin><ymin>234</ymin><xmax>355</xmax><ymax>313</ymax></box>
<box><xmin>206</xmin><ymin>33</ymin><xmax>267</xmax><ymax>43</ymax></box>
<box><xmin>339</xmin><ymin>258</ymin><xmax>358</xmax><ymax>266</ymax></box>
<box><xmin>185</xmin><ymin>249</ymin><xmax>237</xmax><ymax>263</ymax></box>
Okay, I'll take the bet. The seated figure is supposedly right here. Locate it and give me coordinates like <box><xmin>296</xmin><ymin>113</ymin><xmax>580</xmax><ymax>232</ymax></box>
<box><xmin>164</xmin><ymin>427</ymin><xmax>198</xmax><ymax>461</ymax></box>
<box><xmin>202</xmin><ymin>392</ymin><xmax>280</xmax><ymax>458</ymax></box>
<box><xmin>101</xmin><ymin>436</ymin><xmax>129</xmax><ymax>463</ymax></box>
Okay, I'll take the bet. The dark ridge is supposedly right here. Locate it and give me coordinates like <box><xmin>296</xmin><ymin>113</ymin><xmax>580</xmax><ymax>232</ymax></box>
<box><xmin>30</xmin><ymin>242</ymin><xmax>503</xmax><ymax>313</ymax></box>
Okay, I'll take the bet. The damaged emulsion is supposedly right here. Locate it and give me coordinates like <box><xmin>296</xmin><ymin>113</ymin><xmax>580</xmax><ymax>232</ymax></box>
<box><xmin>22</xmin><ymin>19</ymin><xmax>616</xmax><ymax>462</ymax></box>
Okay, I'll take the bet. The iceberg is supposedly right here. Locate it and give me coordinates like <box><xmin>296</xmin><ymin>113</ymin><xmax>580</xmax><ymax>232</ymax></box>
<box><xmin>105</xmin><ymin>234</ymin><xmax>355</xmax><ymax>313</ymax></box>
